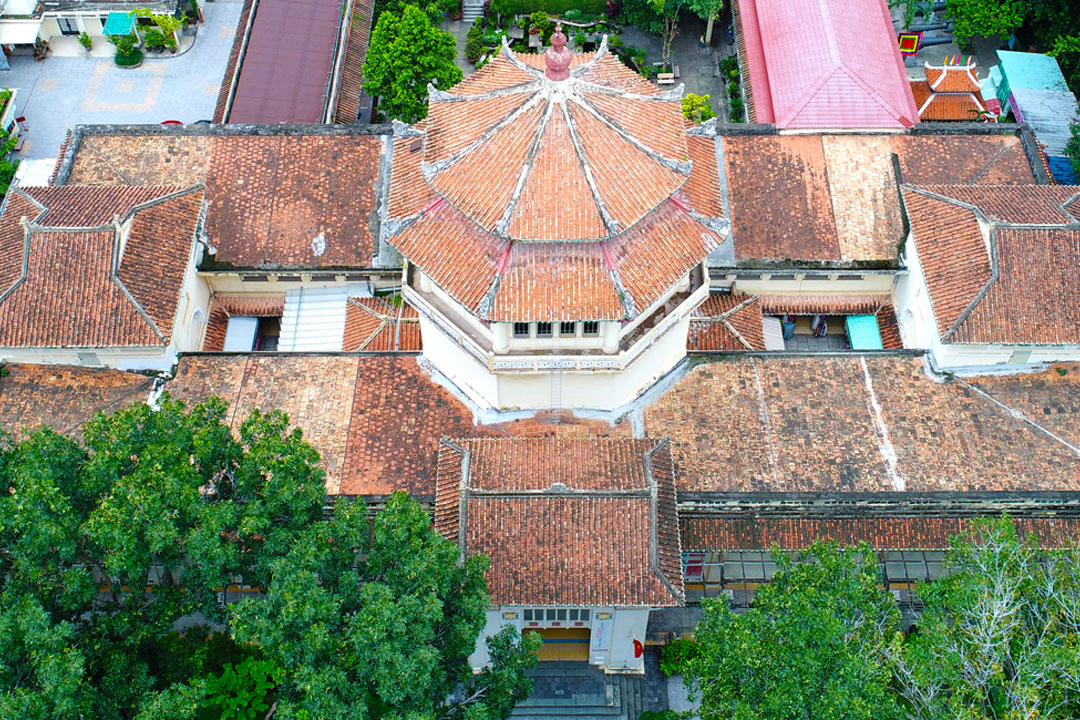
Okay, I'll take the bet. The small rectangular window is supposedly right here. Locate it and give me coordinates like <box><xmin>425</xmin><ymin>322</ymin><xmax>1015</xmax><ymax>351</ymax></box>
<box><xmin>513</xmin><ymin>322</ymin><xmax>530</xmax><ymax>338</ymax></box>
<box><xmin>536</xmin><ymin>322</ymin><xmax>553</xmax><ymax>338</ymax></box>
<box><xmin>523</xmin><ymin>609</ymin><xmax>533</xmax><ymax>621</ymax></box>
<box><xmin>557</xmin><ymin>608</ymin><xmax>567</xmax><ymax>620</ymax></box>
<box><xmin>568</xmin><ymin>609</ymin><xmax>579</xmax><ymax>621</ymax></box>
<box><xmin>767</xmin><ymin>274</ymin><xmax>796</xmax><ymax>281</ymax></box>
<box><xmin>582</xmin><ymin>321</ymin><xmax>599</xmax><ymax>337</ymax></box>
<box><xmin>559</xmin><ymin>321</ymin><xmax>577</xmax><ymax>337</ymax></box>
<box><xmin>546</xmin><ymin>608</ymin><xmax>557</xmax><ymax>621</ymax></box>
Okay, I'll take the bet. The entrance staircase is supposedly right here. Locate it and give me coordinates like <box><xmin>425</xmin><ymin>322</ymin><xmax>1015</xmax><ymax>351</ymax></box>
<box><xmin>511</xmin><ymin>662</ymin><xmax>652</xmax><ymax>720</ymax></box>
<box><xmin>462</xmin><ymin>0</ymin><xmax>484</xmax><ymax>23</ymax></box>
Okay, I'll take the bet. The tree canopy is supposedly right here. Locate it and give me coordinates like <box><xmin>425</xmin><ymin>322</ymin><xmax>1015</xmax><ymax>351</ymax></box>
<box><xmin>0</xmin><ymin>396</ymin><xmax>537</xmax><ymax>719</ymax></box>
<box><xmin>363</xmin><ymin>4</ymin><xmax>464</xmax><ymax>123</ymax></box>
<box><xmin>895</xmin><ymin>517</ymin><xmax>1080</xmax><ymax>720</ymax></box>
<box><xmin>684</xmin><ymin>542</ymin><xmax>902</xmax><ymax>720</ymax></box>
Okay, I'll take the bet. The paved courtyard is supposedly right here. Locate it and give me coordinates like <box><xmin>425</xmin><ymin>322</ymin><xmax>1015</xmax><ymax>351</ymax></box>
<box><xmin>443</xmin><ymin>14</ymin><xmax>733</xmax><ymax>119</ymax></box>
<box><xmin>1</xmin><ymin>0</ymin><xmax>243</xmax><ymax>160</ymax></box>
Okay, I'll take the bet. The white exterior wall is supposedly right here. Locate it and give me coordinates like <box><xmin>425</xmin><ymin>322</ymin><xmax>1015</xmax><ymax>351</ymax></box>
<box><xmin>731</xmin><ymin>273</ymin><xmax>896</xmax><ymax>296</ymax></box>
<box><xmin>417</xmin><ymin>306</ymin><xmax>692</xmax><ymax>412</ymax></box>
<box><xmin>469</xmin><ymin>607</ymin><xmax>650</xmax><ymax>674</ymax></box>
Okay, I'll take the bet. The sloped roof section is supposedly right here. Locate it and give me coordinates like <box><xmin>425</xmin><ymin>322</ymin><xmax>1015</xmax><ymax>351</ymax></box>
<box><xmin>0</xmin><ymin>186</ymin><xmax>202</xmax><ymax>349</ymax></box>
<box><xmin>738</xmin><ymin>0</ymin><xmax>918</xmax><ymax>129</ymax></box>
<box><xmin>904</xmin><ymin>184</ymin><xmax>1080</xmax><ymax>345</ymax></box>
<box><xmin>384</xmin><ymin>41</ymin><xmax>724</xmax><ymax>321</ymax></box>
<box><xmin>435</xmin><ymin>437</ymin><xmax>683</xmax><ymax>607</ymax></box>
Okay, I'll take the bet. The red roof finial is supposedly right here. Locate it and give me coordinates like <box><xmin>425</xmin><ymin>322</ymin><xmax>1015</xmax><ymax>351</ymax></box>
<box><xmin>545</xmin><ymin>22</ymin><xmax>572</xmax><ymax>81</ymax></box>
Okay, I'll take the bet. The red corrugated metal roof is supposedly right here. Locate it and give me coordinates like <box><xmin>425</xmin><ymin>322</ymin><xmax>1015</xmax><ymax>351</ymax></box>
<box><xmin>737</xmin><ymin>0</ymin><xmax>919</xmax><ymax>129</ymax></box>
<box><xmin>228</xmin><ymin>0</ymin><xmax>343</xmax><ymax>124</ymax></box>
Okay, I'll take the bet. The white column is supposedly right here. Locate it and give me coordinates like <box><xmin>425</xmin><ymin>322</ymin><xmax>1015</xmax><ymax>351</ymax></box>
<box><xmin>493</xmin><ymin>323</ymin><xmax>510</xmax><ymax>352</ymax></box>
<box><xmin>602</xmin><ymin>322</ymin><xmax>619</xmax><ymax>353</ymax></box>
<box><xmin>419</xmin><ymin>272</ymin><xmax>434</xmax><ymax>294</ymax></box>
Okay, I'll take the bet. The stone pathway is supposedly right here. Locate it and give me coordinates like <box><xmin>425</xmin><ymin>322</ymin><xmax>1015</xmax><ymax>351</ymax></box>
<box><xmin>0</xmin><ymin>0</ymin><xmax>243</xmax><ymax>160</ymax></box>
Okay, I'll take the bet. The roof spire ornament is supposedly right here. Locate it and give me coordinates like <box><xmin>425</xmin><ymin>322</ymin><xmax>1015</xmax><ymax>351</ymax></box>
<box><xmin>545</xmin><ymin>22</ymin><xmax>572</xmax><ymax>81</ymax></box>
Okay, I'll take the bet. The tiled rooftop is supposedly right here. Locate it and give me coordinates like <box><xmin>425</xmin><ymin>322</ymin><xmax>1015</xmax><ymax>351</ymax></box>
<box><xmin>384</xmin><ymin>46</ymin><xmax>722</xmax><ymax>321</ymax></box>
<box><xmin>435</xmin><ymin>437</ymin><xmax>683</xmax><ymax>606</ymax></box>
<box><xmin>0</xmin><ymin>186</ymin><xmax>203</xmax><ymax>348</ymax></box>
<box><xmin>734</xmin><ymin>0</ymin><xmax>918</xmax><ymax>129</ymax></box>
<box><xmin>903</xmin><ymin>185</ymin><xmax>1080</xmax><ymax>345</ymax></box>
<box><xmin>645</xmin><ymin>355</ymin><xmax>1080</xmax><ymax>493</ymax></box>
<box><xmin>57</xmin><ymin>129</ymin><xmax>383</xmax><ymax>270</ymax></box>
<box><xmin>342</xmin><ymin>297</ymin><xmax>421</xmax><ymax>352</ymax></box>
<box><xmin>721</xmin><ymin>132</ymin><xmax>1037</xmax><ymax>264</ymax></box>
<box><xmin>681</xmin><ymin>515</ymin><xmax>1080</xmax><ymax>551</ymax></box>
<box><xmin>0</xmin><ymin>363</ymin><xmax>152</xmax><ymax>439</ymax></box>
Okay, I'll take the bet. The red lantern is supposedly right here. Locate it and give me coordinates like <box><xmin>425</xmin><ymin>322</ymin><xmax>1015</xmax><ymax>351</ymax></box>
<box><xmin>633</xmin><ymin>639</ymin><xmax>643</xmax><ymax>658</ymax></box>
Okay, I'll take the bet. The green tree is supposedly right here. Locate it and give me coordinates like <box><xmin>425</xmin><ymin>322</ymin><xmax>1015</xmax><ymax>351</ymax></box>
<box><xmin>648</xmin><ymin>0</ymin><xmax>683</xmax><ymax>68</ymax></box>
<box><xmin>945</xmin><ymin>0</ymin><xmax>1027</xmax><ymax>45</ymax></box>
<box><xmin>1064</xmin><ymin>116</ymin><xmax>1080</xmax><ymax>178</ymax></box>
<box><xmin>232</xmin><ymin>491</ymin><xmax>541</xmax><ymax>719</ymax></box>
<box><xmin>895</xmin><ymin>516</ymin><xmax>1080</xmax><ymax>720</ymax></box>
<box><xmin>685</xmin><ymin>0</ymin><xmax>723</xmax><ymax>43</ymax></box>
<box><xmin>684</xmin><ymin>542</ymin><xmax>901</xmax><ymax>720</ymax></box>
<box><xmin>682</xmin><ymin>93</ymin><xmax>716</xmax><ymax>123</ymax></box>
<box><xmin>363</xmin><ymin>4</ymin><xmax>463</xmax><ymax>123</ymax></box>
<box><xmin>1</xmin><ymin>398</ymin><xmax>537</xmax><ymax>718</ymax></box>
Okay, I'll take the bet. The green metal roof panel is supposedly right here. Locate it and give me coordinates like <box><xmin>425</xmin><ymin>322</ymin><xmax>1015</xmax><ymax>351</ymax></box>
<box><xmin>103</xmin><ymin>12</ymin><xmax>135</xmax><ymax>36</ymax></box>
<box><xmin>996</xmin><ymin>50</ymin><xmax>1070</xmax><ymax>93</ymax></box>
<box><xmin>845</xmin><ymin>315</ymin><xmax>883</xmax><ymax>350</ymax></box>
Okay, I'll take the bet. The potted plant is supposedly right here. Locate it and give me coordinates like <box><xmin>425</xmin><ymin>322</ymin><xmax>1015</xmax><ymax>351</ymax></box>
<box><xmin>78</xmin><ymin>31</ymin><xmax>93</xmax><ymax>55</ymax></box>
<box><xmin>449</xmin><ymin>1</ymin><xmax>462</xmax><ymax>20</ymax></box>
<box><xmin>110</xmin><ymin>34</ymin><xmax>142</xmax><ymax>67</ymax></box>
<box><xmin>144</xmin><ymin>28</ymin><xmax>166</xmax><ymax>53</ymax></box>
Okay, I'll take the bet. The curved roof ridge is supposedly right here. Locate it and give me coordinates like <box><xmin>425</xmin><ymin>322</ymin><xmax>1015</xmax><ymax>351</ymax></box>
<box><xmin>571</xmin><ymin>92</ymin><xmax>691</xmax><ymax>174</ymax></box>
<box><xmin>561</xmin><ymin>101</ymin><xmax>619</xmax><ymax>236</ymax></box>
<box><xmin>495</xmin><ymin>96</ymin><xmax>556</xmax><ymax>235</ymax></box>
<box><xmin>428</xmin><ymin>80</ymin><xmax>539</xmax><ymax>104</ymax></box>
<box><xmin>422</xmin><ymin>91</ymin><xmax>546</xmax><ymax>180</ymax></box>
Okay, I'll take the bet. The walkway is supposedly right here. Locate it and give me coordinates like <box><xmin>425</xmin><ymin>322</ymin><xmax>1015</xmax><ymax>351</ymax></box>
<box><xmin>0</xmin><ymin>0</ymin><xmax>243</xmax><ymax>160</ymax></box>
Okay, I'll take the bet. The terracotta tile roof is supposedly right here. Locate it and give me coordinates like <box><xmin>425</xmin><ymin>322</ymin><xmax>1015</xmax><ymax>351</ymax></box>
<box><xmin>447</xmin><ymin>57</ymin><xmax>536</xmax><ymax>96</ymax></box>
<box><xmin>875</xmin><ymin>304</ymin><xmax>903</xmax><ymax>349</ymax></box>
<box><xmin>606</xmin><ymin>200</ymin><xmax>721</xmax><ymax>309</ymax></box>
<box><xmin>721</xmin><ymin>132</ymin><xmax>1037</xmax><ymax>264</ymax></box>
<box><xmin>64</xmin><ymin>134</ymin><xmax>214</xmax><ymax>186</ymax></box>
<box><xmin>900</xmin><ymin>189</ymin><xmax>990</xmax><ymax>337</ymax></box>
<box><xmin>951</xmin><ymin>227</ymin><xmax>1080</xmax><ymax>345</ymax></box>
<box><xmin>577</xmin><ymin>52</ymin><xmax>661</xmax><ymax>94</ymax></box>
<box><xmin>435</xmin><ymin>437</ymin><xmax>683</xmax><ymax>607</ymax></box>
<box><xmin>59</xmin><ymin>130</ymin><xmax>383</xmax><ymax>270</ymax></box>
<box><xmin>904</xmin><ymin>185</ymin><xmax>1080</xmax><ymax>344</ymax></box>
<box><xmin>0</xmin><ymin>192</ymin><xmax>42</xmax><ymax>292</ymax></box>
<box><xmin>0</xmin><ymin>186</ymin><xmax>202</xmax><ymax>349</ymax></box>
<box><xmin>924</xmin><ymin>63</ymin><xmax>980</xmax><ymax>93</ymax></box>
<box><xmin>489</xmin><ymin>242</ymin><xmax>623</xmax><ymax>322</ymax></box>
<box><xmin>911</xmin><ymin>80</ymin><xmax>989</xmax><ymax>121</ymax></box>
<box><xmin>420</xmin><ymin>49</ymin><xmax>688</xmax><ymax>242</ymax></box>
<box><xmin>688</xmin><ymin>293</ymin><xmax>764</xmax><ymax>350</ymax></box>
<box><xmin>732</xmin><ymin>0</ymin><xmax>767</xmax><ymax>122</ymax></box>
<box><xmin>24</xmin><ymin>185</ymin><xmax>178</xmax><ymax>225</ymax></box>
<box><xmin>203</xmin><ymin>135</ymin><xmax>381</xmax><ymax>268</ymax></box>
<box><xmin>332</xmin><ymin>0</ymin><xmax>375</xmax><ymax>124</ymax></box>
<box><xmin>0</xmin><ymin>363</ymin><xmax>152</xmax><ymax>439</ymax></box>
<box><xmin>912</xmin><ymin>184</ymin><xmax>1080</xmax><ymax>225</ymax></box>
<box><xmin>645</xmin><ymin>355</ymin><xmax>1080</xmax><ymax>493</ymax></box>
<box><xmin>681</xmin><ymin>515</ymin><xmax>1080</xmax><ymax>551</ymax></box>
<box><xmin>341</xmin><ymin>357</ymin><xmax>490</xmax><ymax>496</ymax></box>
<box><xmin>389</xmin><ymin>199</ymin><xmax>507</xmax><ymax>311</ymax></box>
<box><xmin>970</xmin><ymin>363</ymin><xmax>1080</xmax><ymax>449</ymax></box>
<box><xmin>387</xmin><ymin>133</ymin><xmax>436</xmax><ymax>220</ymax></box>
<box><xmin>757</xmin><ymin>294</ymin><xmax>889</xmax><ymax>315</ymax></box>
<box><xmin>342</xmin><ymin>296</ymin><xmax>421</xmax><ymax>351</ymax></box>
<box><xmin>735</xmin><ymin>0</ymin><xmax>919</xmax><ymax>129</ymax></box>
<box><xmin>682</xmin><ymin>135</ymin><xmax>724</xmax><ymax>219</ymax></box>
<box><xmin>504</xmin><ymin>107</ymin><xmax>608</xmax><ymax>241</ymax></box>
<box><xmin>889</xmin><ymin>134</ymin><xmax>1034</xmax><ymax>185</ymax></box>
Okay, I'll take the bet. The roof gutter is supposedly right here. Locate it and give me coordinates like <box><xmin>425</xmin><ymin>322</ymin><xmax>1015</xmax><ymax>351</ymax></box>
<box><xmin>323</xmin><ymin>0</ymin><xmax>354</xmax><ymax>123</ymax></box>
<box><xmin>221</xmin><ymin>0</ymin><xmax>260</xmax><ymax>124</ymax></box>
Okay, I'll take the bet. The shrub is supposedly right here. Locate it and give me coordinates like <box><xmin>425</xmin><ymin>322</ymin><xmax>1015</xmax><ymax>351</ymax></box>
<box><xmin>718</xmin><ymin>53</ymin><xmax>737</xmax><ymax>76</ymax></box>
<box><xmin>563</xmin><ymin>7</ymin><xmax>582</xmax><ymax>18</ymax></box>
<box><xmin>682</xmin><ymin>93</ymin><xmax>716</xmax><ymax>123</ymax></box>
<box><xmin>608</xmin><ymin>32</ymin><xmax>621</xmax><ymax>46</ymax></box>
<box><xmin>659</xmin><ymin>637</ymin><xmax>700</xmax><ymax>676</ymax></box>
<box><xmin>729</xmin><ymin>97</ymin><xmax>745</xmax><ymax>121</ymax></box>
<box><xmin>78</xmin><ymin>31</ymin><xmax>92</xmax><ymax>49</ymax></box>
<box><xmin>143</xmin><ymin>28</ymin><xmax>166</xmax><ymax>50</ymax></box>
<box><xmin>488</xmin><ymin>0</ymin><xmax>607</xmax><ymax>18</ymax></box>
<box><xmin>530</xmin><ymin>10</ymin><xmax>550</xmax><ymax>32</ymax></box>
<box><xmin>727</xmin><ymin>80</ymin><xmax>739</xmax><ymax>98</ymax></box>
<box><xmin>573</xmin><ymin>31</ymin><xmax>587</xmax><ymax>45</ymax></box>
<box><xmin>114</xmin><ymin>48</ymin><xmax>143</xmax><ymax>66</ymax></box>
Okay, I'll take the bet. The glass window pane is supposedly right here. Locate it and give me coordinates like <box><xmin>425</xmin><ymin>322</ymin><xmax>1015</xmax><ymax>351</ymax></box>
<box><xmin>884</xmin><ymin>551</ymin><xmax>904</xmax><ymax>562</ymax></box>
<box><xmin>704</xmin><ymin>564</ymin><xmax>723</xmax><ymax>583</ymax></box>
<box><xmin>546</xmin><ymin>609</ymin><xmax>557</xmax><ymax>621</ymax></box>
<box><xmin>906</xmin><ymin>561</ymin><xmax>927</xmax><ymax>579</ymax></box>
<box><xmin>885</xmin><ymin>562</ymin><xmax>906</xmax><ymax>579</ymax></box>
<box><xmin>724</xmin><ymin>561</ymin><xmax>743</xmax><ymax>580</ymax></box>
<box><xmin>744</xmin><ymin>563</ymin><xmax>765</xmax><ymax>580</ymax></box>
<box><xmin>523</xmin><ymin>609</ymin><xmax>532</xmax><ymax>620</ymax></box>
<box><xmin>537</xmin><ymin>322</ymin><xmax>553</xmax><ymax>338</ymax></box>
<box><xmin>557</xmin><ymin>609</ymin><xmax>567</xmax><ymax>620</ymax></box>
